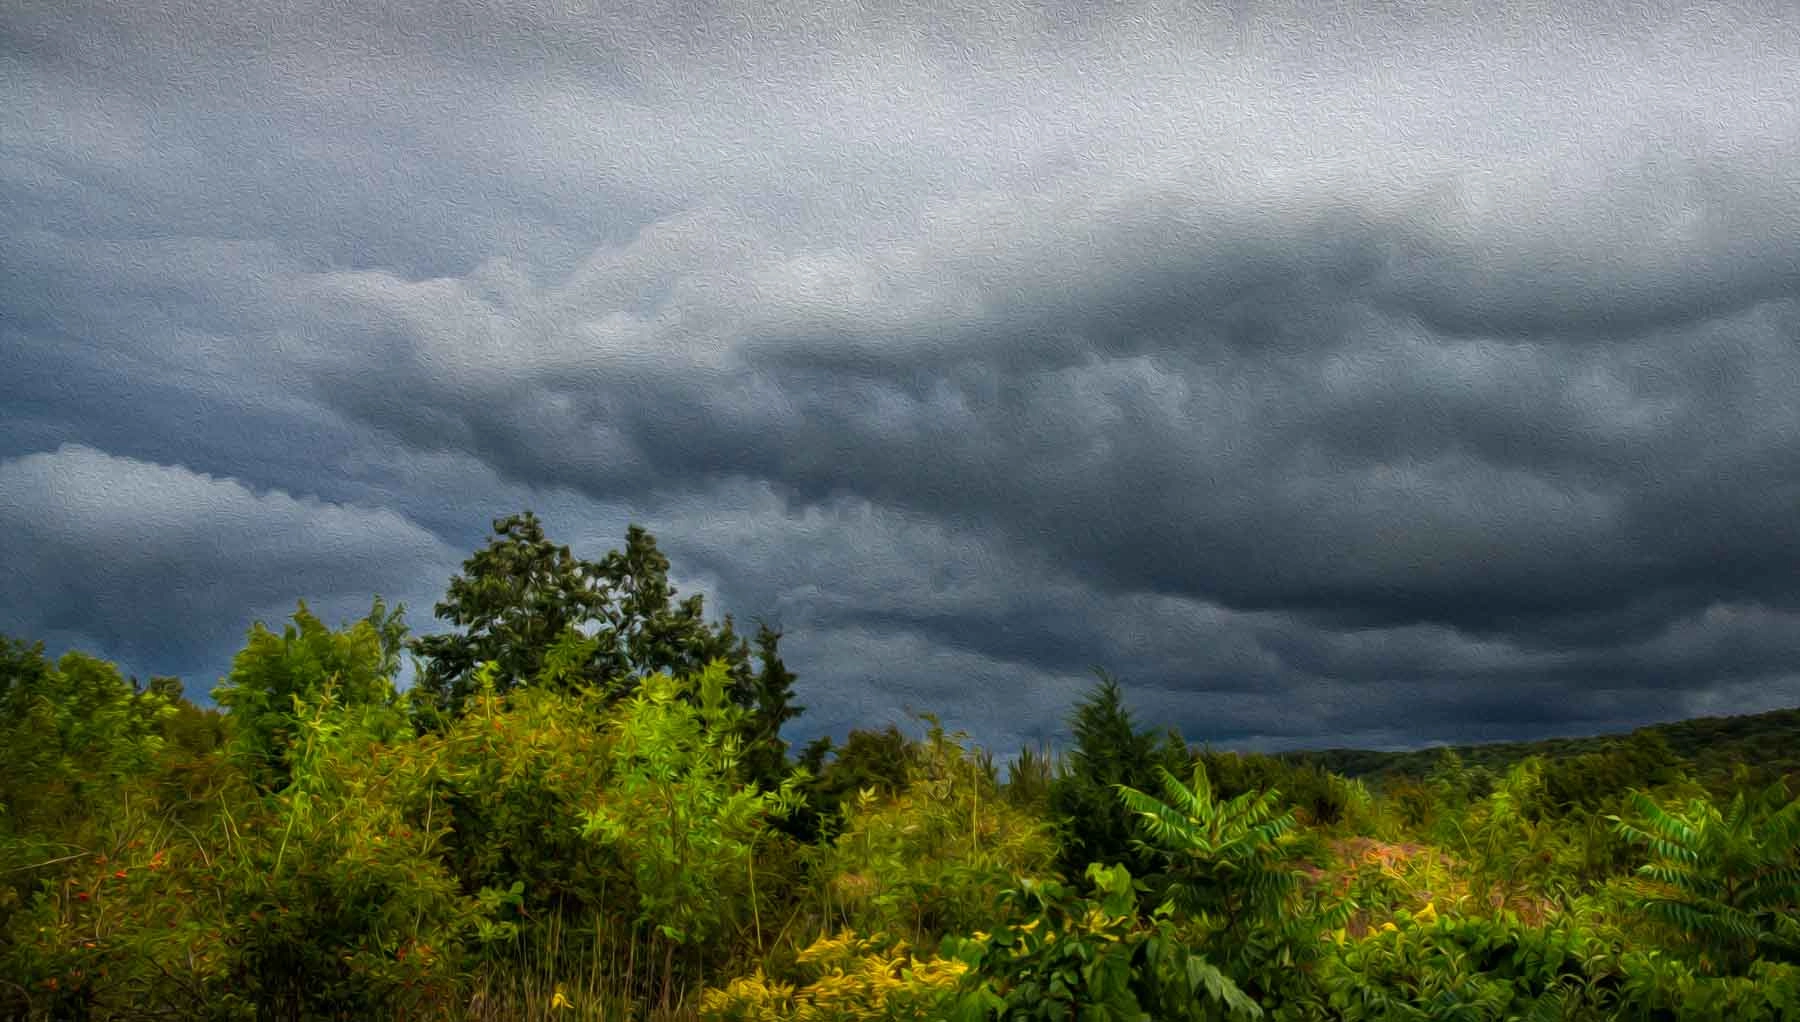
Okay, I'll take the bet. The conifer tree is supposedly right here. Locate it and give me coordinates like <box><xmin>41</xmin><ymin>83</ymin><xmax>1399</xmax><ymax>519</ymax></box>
<box><xmin>1047</xmin><ymin>670</ymin><xmax>1187</xmax><ymax>881</ymax></box>
<box><xmin>738</xmin><ymin>622</ymin><xmax>803</xmax><ymax>791</ymax></box>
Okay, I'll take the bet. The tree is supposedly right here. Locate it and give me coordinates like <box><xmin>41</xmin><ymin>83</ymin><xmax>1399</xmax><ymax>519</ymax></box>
<box><xmin>407</xmin><ymin>514</ymin><xmax>803</xmax><ymax>747</ymax></box>
<box><xmin>738</xmin><ymin>621</ymin><xmax>803</xmax><ymax>792</ymax></box>
<box><xmin>409</xmin><ymin>512</ymin><xmax>604</xmax><ymax>720</ymax></box>
<box><xmin>791</xmin><ymin>724</ymin><xmax>917</xmax><ymax>842</ymax></box>
<box><xmin>590</xmin><ymin>524</ymin><xmax>745</xmax><ymax>687</ymax></box>
<box><xmin>1047</xmin><ymin>671</ymin><xmax>1187</xmax><ymax>881</ymax></box>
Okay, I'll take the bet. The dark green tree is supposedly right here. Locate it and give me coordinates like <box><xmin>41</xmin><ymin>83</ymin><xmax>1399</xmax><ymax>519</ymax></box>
<box><xmin>0</xmin><ymin>634</ymin><xmax>54</xmax><ymax>733</ymax></box>
<box><xmin>409</xmin><ymin>512</ymin><xmax>604</xmax><ymax>721</ymax></box>
<box><xmin>1047</xmin><ymin>670</ymin><xmax>1187</xmax><ymax>881</ymax></box>
<box><xmin>408</xmin><ymin>514</ymin><xmax>804</xmax><ymax>751</ymax></box>
<box><xmin>737</xmin><ymin>622</ymin><xmax>803</xmax><ymax>792</ymax></box>
<box><xmin>787</xmin><ymin>724</ymin><xmax>917</xmax><ymax>842</ymax></box>
<box><xmin>589</xmin><ymin>524</ymin><xmax>747</xmax><ymax>688</ymax></box>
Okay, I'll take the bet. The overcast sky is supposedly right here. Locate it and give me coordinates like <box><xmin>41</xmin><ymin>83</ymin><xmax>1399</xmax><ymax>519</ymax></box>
<box><xmin>5</xmin><ymin>0</ymin><xmax>1800</xmax><ymax>754</ymax></box>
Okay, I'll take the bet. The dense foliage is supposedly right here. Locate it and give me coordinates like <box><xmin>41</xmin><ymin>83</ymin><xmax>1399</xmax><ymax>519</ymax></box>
<box><xmin>3</xmin><ymin>511</ymin><xmax>1798</xmax><ymax>1020</ymax></box>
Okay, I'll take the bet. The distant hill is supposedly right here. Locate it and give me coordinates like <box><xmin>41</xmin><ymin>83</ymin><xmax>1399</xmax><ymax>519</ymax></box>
<box><xmin>1278</xmin><ymin>705</ymin><xmax>1800</xmax><ymax>794</ymax></box>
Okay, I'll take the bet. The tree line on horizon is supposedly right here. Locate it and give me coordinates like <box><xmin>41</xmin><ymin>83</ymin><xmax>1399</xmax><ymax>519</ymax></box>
<box><xmin>2</xmin><ymin>511</ymin><xmax>1798</xmax><ymax>1020</ymax></box>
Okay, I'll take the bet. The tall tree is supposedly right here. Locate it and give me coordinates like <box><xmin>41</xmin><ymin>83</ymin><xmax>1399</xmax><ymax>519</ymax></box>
<box><xmin>738</xmin><ymin>621</ymin><xmax>803</xmax><ymax>791</ymax></box>
<box><xmin>1047</xmin><ymin>670</ymin><xmax>1187</xmax><ymax>881</ymax></box>
<box><xmin>409</xmin><ymin>513</ymin><xmax>802</xmax><ymax>745</ymax></box>
<box><xmin>410</xmin><ymin>512</ymin><xmax>603</xmax><ymax>720</ymax></box>
<box><xmin>589</xmin><ymin>524</ymin><xmax>738</xmax><ymax>686</ymax></box>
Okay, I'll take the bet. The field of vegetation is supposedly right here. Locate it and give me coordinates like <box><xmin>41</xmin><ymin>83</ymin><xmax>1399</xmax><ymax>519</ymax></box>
<box><xmin>3</xmin><ymin>512</ymin><xmax>1798</xmax><ymax>1020</ymax></box>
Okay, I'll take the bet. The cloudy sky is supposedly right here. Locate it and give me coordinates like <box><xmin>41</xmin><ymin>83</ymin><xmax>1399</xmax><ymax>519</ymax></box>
<box><xmin>5</xmin><ymin>0</ymin><xmax>1800</xmax><ymax>754</ymax></box>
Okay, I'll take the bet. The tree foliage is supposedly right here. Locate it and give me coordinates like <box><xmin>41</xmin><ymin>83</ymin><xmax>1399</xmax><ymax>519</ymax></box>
<box><xmin>406</xmin><ymin>514</ymin><xmax>801</xmax><ymax>788</ymax></box>
<box><xmin>1046</xmin><ymin>671</ymin><xmax>1187</xmax><ymax>882</ymax></box>
<box><xmin>212</xmin><ymin>599</ymin><xmax>406</xmax><ymax>791</ymax></box>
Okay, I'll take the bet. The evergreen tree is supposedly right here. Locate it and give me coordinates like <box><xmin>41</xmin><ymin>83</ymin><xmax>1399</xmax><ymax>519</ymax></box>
<box><xmin>738</xmin><ymin>622</ymin><xmax>803</xmax><ymax>792</ymax></box>
<box><xmin>1047</xmin><ymin>670</ymin><xmax>1187</xmax><ymax>881</ymax></box>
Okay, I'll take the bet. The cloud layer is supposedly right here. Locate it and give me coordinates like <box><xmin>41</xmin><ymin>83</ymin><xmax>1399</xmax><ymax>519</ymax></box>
<box><xmin>5</xmin><ymin>0</ymin><xmax>1800</xmax><ymax>747</ymax></box>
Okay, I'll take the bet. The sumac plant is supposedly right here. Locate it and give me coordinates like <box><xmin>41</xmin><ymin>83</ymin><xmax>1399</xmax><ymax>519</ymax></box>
<box><xmin>943</xmin><ymin>862</ymin><xmax>1261</xmax><ymax>1022</ymax></box>
<box><xmin>1609</xmin><ymin>781</ymin><xmax>1800</xmax><ymax>974</ymax></box>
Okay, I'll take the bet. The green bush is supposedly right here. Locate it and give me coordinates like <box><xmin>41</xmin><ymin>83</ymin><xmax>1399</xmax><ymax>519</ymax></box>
<box><xmin>943</xmin><ymin>863</ymin><xmax>1260</xmax><ymax>1022</ymax></box>
<box><xmin>1609</xmin><ymin>780</ymin><xmax>1800</xmax><ymax>974</ymax></box>
<box><xmin>808</xmin><ymin>719</ymin><xmax>1053</xmax><ymax>946</ymax></box>
<box><xmin>577</xmin><ymin>661</ymin><xmax>808</xmax><ymax>1005</ymax></box>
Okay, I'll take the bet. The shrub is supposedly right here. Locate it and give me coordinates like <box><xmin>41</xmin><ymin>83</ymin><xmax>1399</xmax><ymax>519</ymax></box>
<box><xmin>1609</xmin><ymin>781</ymin><xmax>1800</xmax><ymax>974</ymax></box>
<box><xmin>943</xmin><ymin>863</ymin><xmax>1260</xmax><ymax>1022</ymax></box>
<box><xmin>577</xmin><ymin>661</ymin><xmax>808</xmax><ymax>1006</ymax></box>
<box><xmin>809</xmin><ymin>719</ymin><xmax>1053</xmax><ymax>944</ymax></box>
<box><xmin>701</xmin><ymin>930</ymin><xmax>966</xmax><ymax>1021</ymax></box>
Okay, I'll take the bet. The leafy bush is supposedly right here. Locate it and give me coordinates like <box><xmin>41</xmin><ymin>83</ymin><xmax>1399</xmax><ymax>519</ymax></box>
<box><xmin>209</xmin><ymin>684</ymin><xmax>480</xmax><ymax>1019</ymax></box>
<box><xmin>0</xmin><ymin>642</ymin><xmax>173</xmax><ymax>844</ymax></box>
<box><xmin>578</xmin><ymin>661</ymin><xmax>808</xmax><ymax>1004</ymax></box>
<box><xmin>1117</xmin><ymin>762</ymin><xmax>1300</xmax><ymax>938</ymax></box>
<box><xmin>4</xmin><ymin>680</ymin><xmax>478</xmax><ymax>1021</ymax></box>
<box><xmin>1616</xmin><ymin>951</ymin><xmax>1800</xmax><ymax>1021</ymax></box>
<box><xmin>808</xmin><ymin>719</ymin><xmax>1053</xmax><ymax>944</ymax></box>
<box><xmin>942</xmin><ymin>863</ymin><xmax>1260</xmax><ymax>1022</ymax></box>
<box><xmin>1199</xmin><ymin>752</ymin><xmax>1374</xmax><ymax>831</ymax></box>
<box><xmin>0</xmin><ymin>639</ymin><xmax>175</xmax><ymax>992</ymax></box>
<box><xmin>1116</xmin><ymin>761</ymin><xmax>1356</xmax><ymax>1005</ymax></box>
<box><xmin>1295</xmin><ymin>914</ymin><xmax>1626</xmax><ymax>1021</ymax></box>
<box><xmin>1609</xmin><ymin>781</ymin><xmax>1800</xmax><ymax>974</ymax></box>
<box><xmin>431</xmin><ymin>666</ymin><xmax>620</xmax><ymax>948</ymax></box>
<box><xmin>701</xmin><ymin>930</ymin><xmax>966</xmax><ymax>1021</ymax></box>
<box><xmin>212</xmin><ymin>599</ymin><xmax>406</xmax><ymax>791</ymax></box>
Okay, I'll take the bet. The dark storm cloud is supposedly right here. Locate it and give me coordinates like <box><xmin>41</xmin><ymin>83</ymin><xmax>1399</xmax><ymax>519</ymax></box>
<box><xmin>0</xmin><ymin>446</ymin><xmax>462</xmax><ymax>690</ymax></box>
<box><xmin>5</xmin><ymin>0</ymin><xmax>1800</xmax><ymax>749</ymax></box>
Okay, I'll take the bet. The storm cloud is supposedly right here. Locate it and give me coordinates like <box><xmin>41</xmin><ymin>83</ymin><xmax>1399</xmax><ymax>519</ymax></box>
<box><xmin>5</xmin><ymin>0</ymin><xmax>1800</xmax><ymax>753</ymax></box>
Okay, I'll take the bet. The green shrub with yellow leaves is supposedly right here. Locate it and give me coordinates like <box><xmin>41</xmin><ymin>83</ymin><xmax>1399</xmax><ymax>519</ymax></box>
<box><xmin>700</xmin><ymin>930</ymin><xmax>966</xmax><ymax>1021</ymax></box>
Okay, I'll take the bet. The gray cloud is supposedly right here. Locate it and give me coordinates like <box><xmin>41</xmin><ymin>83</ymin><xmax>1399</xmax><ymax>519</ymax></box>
<box><xmin>0</xmin><ymin>445</ymin><xmax>462</xmax><ymax>691</ymax></box>
<box><xmin>5</xmin><ymin>0</ymin><xmax>1800</xmax><ymax>750</ymax></box>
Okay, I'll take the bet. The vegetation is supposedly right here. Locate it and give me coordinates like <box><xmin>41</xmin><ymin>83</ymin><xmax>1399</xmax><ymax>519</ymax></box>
<box><xmin>2</xmin><ymin>511</ymin><xmax>1798</xmax><ymax>1019</ymax></box>
<box><xmin>1285</xmin><ymin>713</ymin><xmax>1800</xmax><ymax>798</ymax></box>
